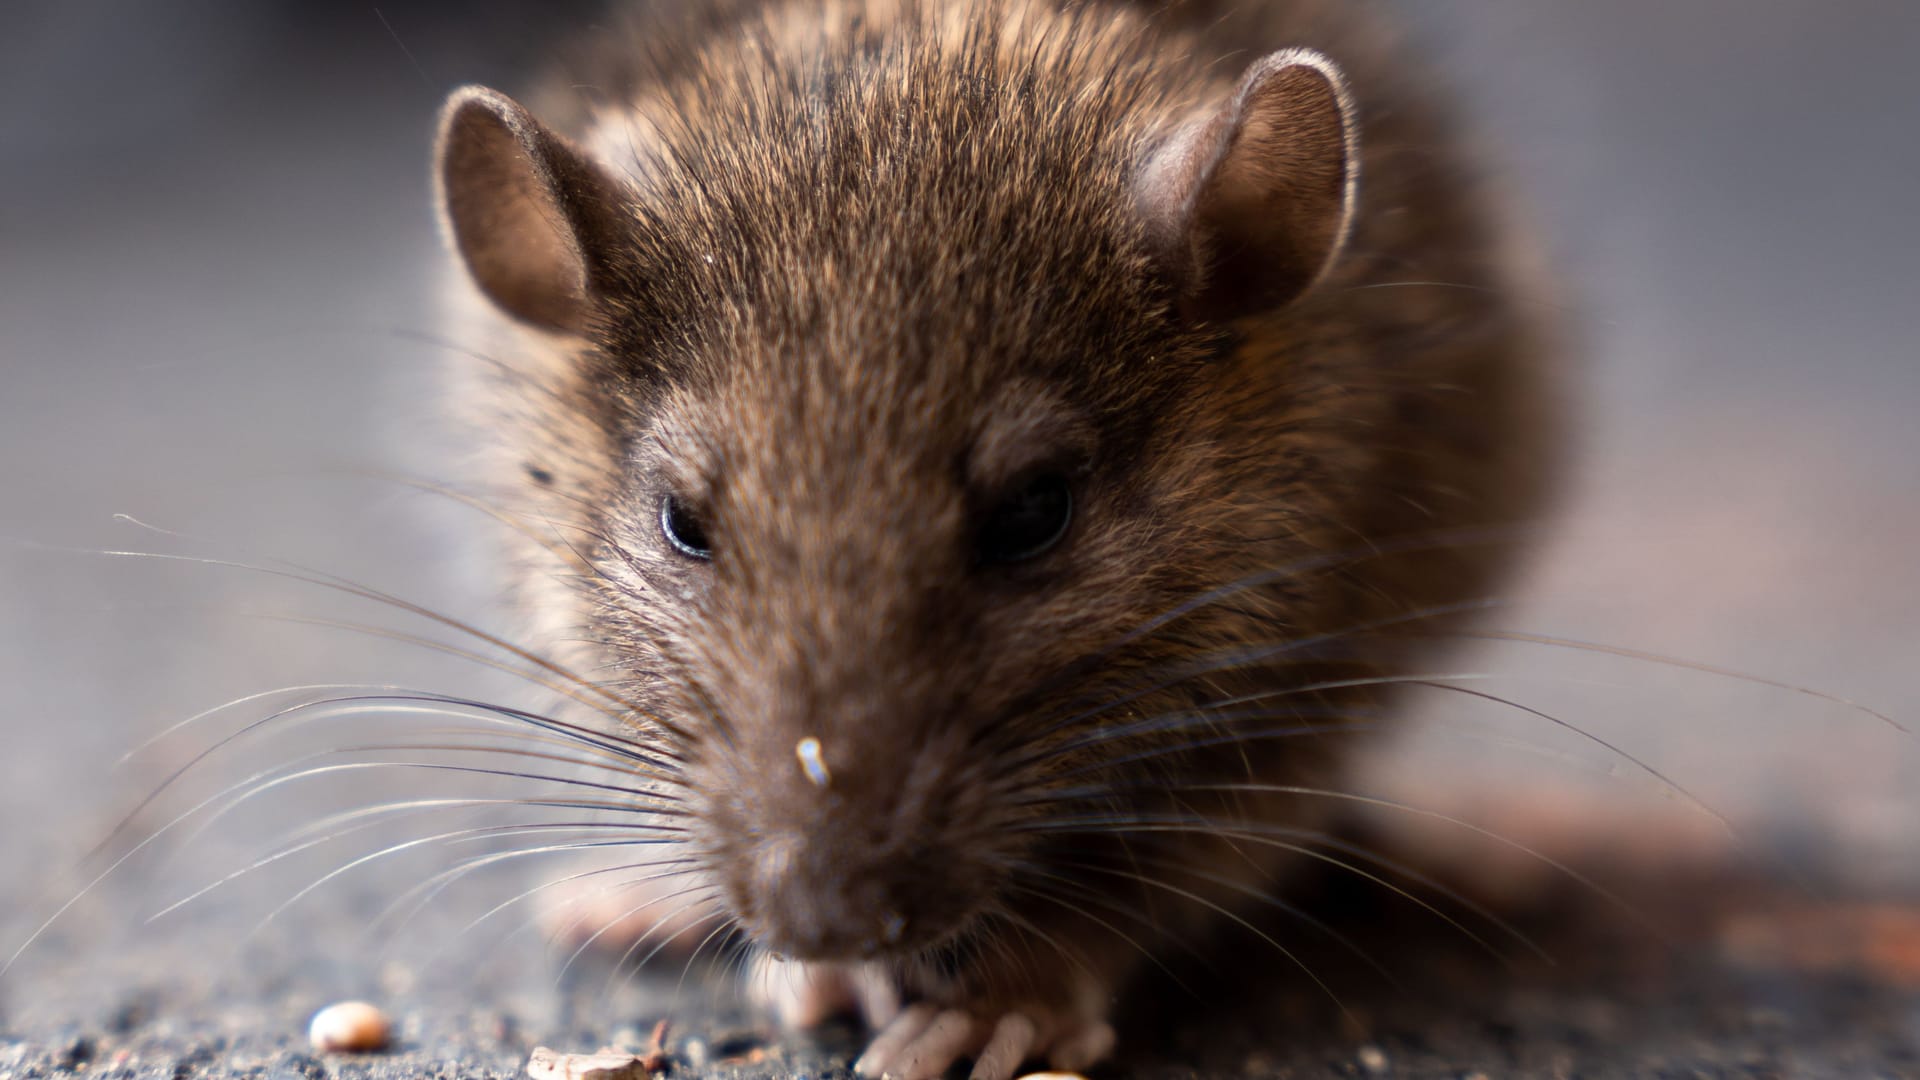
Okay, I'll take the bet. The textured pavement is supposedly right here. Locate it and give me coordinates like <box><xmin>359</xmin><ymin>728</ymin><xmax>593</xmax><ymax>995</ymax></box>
<box><xmin>3</xmin><ymin>2</ymin><xmax>1918</xmax><ymax>1076</ymax></box>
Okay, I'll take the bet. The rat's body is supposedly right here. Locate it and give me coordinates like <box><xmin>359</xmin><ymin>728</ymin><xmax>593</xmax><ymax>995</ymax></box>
<box><xmin>434</xmin><ymin>0</ymin><xmax>1555</xmax><ymax>1075</ymax></box>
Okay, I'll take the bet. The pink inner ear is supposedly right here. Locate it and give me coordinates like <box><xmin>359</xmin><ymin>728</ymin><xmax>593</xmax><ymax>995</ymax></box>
<box><xmin>436</xmin><ymin>86</ymin><xmax>629</xmax><ymax>334</ymax></box>
<box><xmin>1134</xmin><ymin>50</ymin><xmax>1358</xmax><ymax>322</ymax></box>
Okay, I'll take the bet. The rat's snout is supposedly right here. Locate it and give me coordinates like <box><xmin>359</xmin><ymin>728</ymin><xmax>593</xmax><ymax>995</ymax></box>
<box><xmin>718</xmin><ymin>730</ymin><xmax>999</xmax><ymax>961</ymax></box>
<box><xmin>695</xmin><ymin>570</ymin><xmax>1008</xmax><ymax>959</ymax></box>
<box><xmin>746</xmin><ymin>830</ymin><xmax>928</xmax><ymax>959</ymax></box>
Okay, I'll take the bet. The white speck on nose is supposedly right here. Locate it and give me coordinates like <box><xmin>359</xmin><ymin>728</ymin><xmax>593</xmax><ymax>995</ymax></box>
<box><xmin>795</xmin><ymin>736</ymin><xmax>831</xmax><ymax>788</ymax></box>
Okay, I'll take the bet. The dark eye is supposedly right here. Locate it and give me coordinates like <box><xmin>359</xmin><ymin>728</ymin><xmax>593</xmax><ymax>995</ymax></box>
<box><xmin>978</xmin><ymin>473</ymin><xmax>1073</xmax><ymax>565</ymax></box>
<box><xmin>660</xmin><ymin>494</ymin><xmax>712</xmax><ymax>559</ymax></box>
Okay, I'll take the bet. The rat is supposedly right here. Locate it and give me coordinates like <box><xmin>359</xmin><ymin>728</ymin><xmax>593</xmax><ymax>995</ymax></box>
<box><xmin>431</xmin><ymin>0</ymin><xmax>1557</xmax><ymax>1076</ymax></box>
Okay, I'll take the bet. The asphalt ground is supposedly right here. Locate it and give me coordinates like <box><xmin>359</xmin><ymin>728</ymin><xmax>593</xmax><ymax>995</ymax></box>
<box><xmin>4</xmin><ymin>3</ymin><xmax>1918</xmax><ymax>1077</ymax></box>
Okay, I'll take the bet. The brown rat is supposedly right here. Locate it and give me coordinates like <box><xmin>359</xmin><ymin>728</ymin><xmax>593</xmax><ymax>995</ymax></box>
<box><xmin>432</xmin><ymin>0</ymin><xmax>1556</xmax><ymax>1075</ymax></box>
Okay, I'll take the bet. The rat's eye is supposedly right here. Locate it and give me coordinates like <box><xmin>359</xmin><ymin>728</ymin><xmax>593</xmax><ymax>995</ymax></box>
<box><xmin>660</xmin><ymin>494</ymin><xmax>712</xmax><ymax>559</ymax></box>
<box><xmin>978</xmin><ymin>472</ymin><xmax>1073</xmax><ymax>564</ymax></box>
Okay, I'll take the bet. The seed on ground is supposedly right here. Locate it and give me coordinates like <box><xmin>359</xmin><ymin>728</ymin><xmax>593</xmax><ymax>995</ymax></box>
<box><xmin>307</xmin><ymin>1001</ymin><xmax>391</xmax><ymax>1054</ymax></box>
<box><xmin>526</xmin><ymin>1046</ymin><xmax>657</xmax><ymax>1080</ymax></box>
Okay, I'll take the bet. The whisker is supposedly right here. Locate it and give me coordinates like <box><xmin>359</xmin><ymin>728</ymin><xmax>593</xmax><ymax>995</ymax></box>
<box><xmin>582</xmin><ymin>893</ymin><xmax>730</xmax><ymax>997</ymax></box>
<box><xmin>1058</xmin><ymin>849</ymin><xmax>1406</xmax><ymax>989</ymax></box>
<box><xmin>1060</xmin><ymin>859</ymin><xmax>1358</xmax><ymax>1030</ymax></box>
<box><xmin>1042</xmin><ymin>716</ymin><xmax>1380</xmax><ymax>779</ymax></box>
<box><xmin>153</xmin><ymin>821</ymin><xmax>672</xmax><ymax>924</ymax></box>
<box><xmin>661</xmin><ymin>914</ymin><xmax>743</xmax><ymax>1013</ymax></box>
<box><xmin>432</xmin><ymin>853</ymin><xmax>700</xmax><ymax>945</ymax></box>
<box><xmin>90</xmin><ymin>530</ymin><xmax>689</xmax><ymax>740</ymax></box>
<box><xmin>1045</xmin><ymin>820</ymin><xmax>1533</xmax><ymax>968</ymax></box>
<box><xmin>1021</xmin><ymin>524</ymin><xmax>1533</xmax><ymax>709</ymax></box>
<box><xmin>200</xmin><ymin>755</ymin><xmax>673</xmax><ymax>840</ymax></box>
<box><xmin>238</xmin><ymin>826</ymin><xmax>664</xmax><ymax>946</ymax></box>
<box><xmin>1405</xmin><ymin>679</ymin><xmax>1735</xmax><ymax>835</ymax></box>
<box><xmin>1446</xmin><ymin>629</ymin><xmax>1907</xmax><ymax>734</ymax></box>
<box><xmin>115</xmin><ymin>682</ymin><xmax>420</xmax><ymax>769</ymax></box>
<box><xmin>320</xmin><ymin>737</ymin><xmax>678</xmax><ymax>786</ymax></box>
<box><xmin>983</xmin><ymin>905</ymin><xmax>1097</xmax><ymax>989</ymax></box>
<box><xmin>281</xmin><ymin>794</ymin><xmax>687</xmax><ymax>936</ymax></box>
<box><xmin>558</xmin><ymin>880</ymin><xmax>719</xmax><ymax>984</ymax></box>
<box><xmin>346</xmin><ymin>723</ymin><xmax>681</xmax><ymax>776</ymax></box>
<box><xmin>110</xmin><ymin>691</ymin><xmax>681</xmax><ymax>855</ymax></box>
<box><xmin>1001</xmin><ymin>871</ymin><xmax>1198</xmax><ymax>989</ymax></box>
<box><xmin>1049</xmin><ymin>670</ymin><xmax>1738</xmax><ymax>848</ymax></box>
<box><xmin>1347</xmin><ymin>279</ymin><xmax>1499</xmax><ymax>296</ymax></box>
<box><xmin>219</xmin><ymin>610</ymin><xmax>664</xmax><ymax>745</ymax></box>
<box><xmin>117</xmin><ymin>751</ymin><xmax>681</xmax><ymax>920</ymax></box>
<box><xmin>9</xmin><ymin>739</ymin><xmax>655</xmax><ymax>978</ymax></box>
<box><xmin>253</xmin><ymin>791</ymin><xmax>680</xmax><ymax>863</ymax></box>
<box><xmin>1035</xmin><ymin>786</ymin><xmax>1663</xmax><ymax>943</ymax></box>
<box><xmin>365</xmin><ymin>470</ymin><xmax>597</xmax><ymax>576</ymax></box>
<box><xmin>396</xmin><ymin>853</ymin><xmax>701</xmax><ymax>969</ymax></box>
<box><xmin>91</xmin><ymin>682</ymin><xmax>472</xmax><ymax>860</ymax></box>
<box><xmin>445</xmin><ymin>860</ymin><xmax>710</xmax><ymax>972</ymax></box>
<box><xmin>158</xmin><ymin>735</ymin><xmax>678</xmax><ymax>877</ymax></box>
<box><xmin>1021</xmin><ymin>598</ymin><xmax>1499</xmax><ymax>748</ymax></box>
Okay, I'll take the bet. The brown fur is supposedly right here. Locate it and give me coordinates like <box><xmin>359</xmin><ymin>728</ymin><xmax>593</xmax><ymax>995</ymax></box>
<box><xmin>435</xmin><ymin>0</ymin><xmax>1557</xmax><ymax>1069</ymax></box>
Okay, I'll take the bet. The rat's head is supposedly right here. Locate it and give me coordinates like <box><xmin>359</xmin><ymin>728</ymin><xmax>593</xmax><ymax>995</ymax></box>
<box><xmin>434</xmin><ymin>26</ymin><xmax>1357</xmax><ymax>965</ymax></box>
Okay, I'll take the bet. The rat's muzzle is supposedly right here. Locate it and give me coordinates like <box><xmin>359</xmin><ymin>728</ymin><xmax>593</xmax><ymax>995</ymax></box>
<box><xmin>742</xmin><ymin>827</ymin><xmax>965</xmax><ymax>960</ymax></box>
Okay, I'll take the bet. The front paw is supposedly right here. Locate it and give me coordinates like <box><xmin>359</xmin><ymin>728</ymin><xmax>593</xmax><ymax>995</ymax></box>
<box><xmin>747</xmin><ymin>954</ymin><xmax>902</xmax><ymax>1031</ymax></box>
<box><xmin>852</xmin><ymin>1002</ymin><xmax>1115</xmax><ymax>1080</ymax></box>
<box><xmin>748</xmin><ymin>953</ymin><xmax>1115</xmax><ymax>1080</ymax></box>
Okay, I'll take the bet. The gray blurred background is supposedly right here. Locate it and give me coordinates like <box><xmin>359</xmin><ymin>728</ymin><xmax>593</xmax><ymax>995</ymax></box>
<box><xmin>2</xmin><ymin>0</ymin><xmax>1916</xmax><ymax>1024</ymax></box>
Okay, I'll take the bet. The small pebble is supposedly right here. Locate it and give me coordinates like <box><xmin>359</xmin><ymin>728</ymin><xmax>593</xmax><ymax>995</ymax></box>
<box><xmin>270</xmin><ymin>1051</ymin><xmax>329</xmax><ymax>1080</ymax></box>
<box><xmin>105</xmin><ymin>991</ymin><xmax>158</xmax><ymax>1034</ymax></box>
<box><xmin>308</xmin><ymin>1001</ymin><xmax>392</xmax><ymax>1054</ymax></box>
<box><xmin>1355</xmin><ymin>1044</ymin><xmax>1389</xmax><ymax>1075</ymax></box>
<box><xmin>54</xmin><ymin>1034</ymin><xmax>95</xmax><ymax>1069</ymax></box>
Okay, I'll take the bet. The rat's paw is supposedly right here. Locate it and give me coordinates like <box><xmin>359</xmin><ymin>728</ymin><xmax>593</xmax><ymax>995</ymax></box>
<box><xmin>536</xmin><ymin>861</ymin><xmax>716</xmax><ymax>961</ymax></box>
<box><xmin>748</xmin><ymin>955</ymin><xmax>901</xmax><ymax>1031</ymax></box>
<box><xmin>748</xmin><ymin>954</ymin><xmax>1115</xmax><ymax>1079</ymax></box>
<box><xmin>852</xmin><ymin>1003</ymin><xmax>1115</xmax><ymax>1080</ymax></box>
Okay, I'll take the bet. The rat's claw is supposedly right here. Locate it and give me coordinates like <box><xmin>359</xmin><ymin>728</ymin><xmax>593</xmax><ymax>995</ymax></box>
<box><xmin>748</xmin><ymin>954</ymin><xmax>858</xmax><ymax>1030</ymax></box>
<box><xmin>969</xmin><ymin>1014</ymin><xmax>1037</xmax><ymax>1080</ymax></box>
<box><xmin>854</xmin><ymin>1005</ymin><xmax>1113</xmax><ymax>1080</ymax></box>
<box><xmin>1046</xmin><ymin>1018</ymin><xmax>1116</xmax><ymax>1073</ymax></box>
<box><xmin>894</xmin><ymin>1009</ymin><xmax>981</xmax><ymax>1080</ymax></box>
<box><xmin>854</xmin><ymin>1003</ymin><xmax>938</xmax><ymax>1077</ymax></box>
<box><xmin>852</xmin><ymin>965</ymin><xmax>904</xmax><ymax>1029</ymax></box>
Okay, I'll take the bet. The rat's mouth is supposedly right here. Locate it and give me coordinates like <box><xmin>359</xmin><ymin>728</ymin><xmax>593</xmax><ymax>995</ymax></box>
<box><xmin>747</xmin><ymin>908</ymin><xmax>915</xmax><ymax>963</ymax></box>
<box><xmin>740</xmin><ymin>888</ymin><xmax>971</xmax><ymax>963</ymax></box>
<box><xmin>729</xmin><ymin>831</ymin><xmax>996</xmax><ymax>962</ymax></box>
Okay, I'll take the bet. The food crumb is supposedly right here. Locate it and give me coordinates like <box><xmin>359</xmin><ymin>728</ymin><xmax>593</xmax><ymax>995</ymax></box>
<box><xmin>639</xmin><ymin>1018</ymin><xmax>672</xmax><ymax>1073</ymax></box>
<box><xmin>527</xmin><ymin>1046</ymin><xmax>661</xmax><ymax>1080</ymax></box>
<box><xmin>308</xmin><ymin>1001</ymin><xmax>391</xmax><ymax>1054</ymax></box>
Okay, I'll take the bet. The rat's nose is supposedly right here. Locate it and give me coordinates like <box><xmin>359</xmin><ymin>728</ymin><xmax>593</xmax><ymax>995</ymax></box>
<box><xmin>747</xmin><ymin>832</ymin><xmax>923</xmax><ymax>959</ymax></box>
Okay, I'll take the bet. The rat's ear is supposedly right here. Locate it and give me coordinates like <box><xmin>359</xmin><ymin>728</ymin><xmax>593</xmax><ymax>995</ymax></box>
<box><xmin>1135</xmin><ymin>49</ymin><xmax>1359</xmax><ymax>322</ymax></box>
<box><xmin>435</xmin><ymin>86</ymin><xmax>630</xmax><ymax>334</ymax></box>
